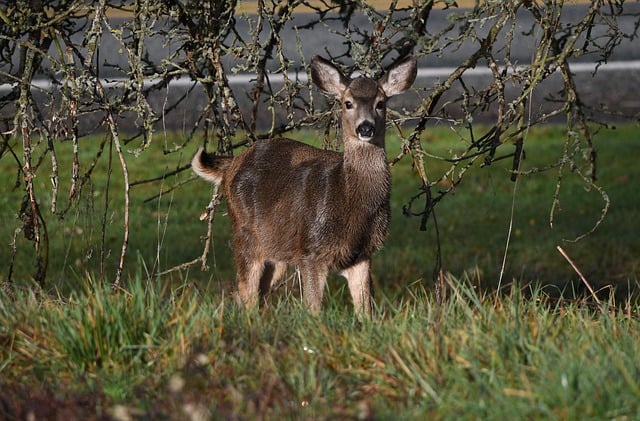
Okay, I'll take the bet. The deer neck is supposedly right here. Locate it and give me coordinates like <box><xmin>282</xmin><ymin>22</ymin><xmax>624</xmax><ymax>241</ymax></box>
<box><xmin>342</xmin><ymin>139</ymin><xmax>390</xmax><ymax>204</ymax></box>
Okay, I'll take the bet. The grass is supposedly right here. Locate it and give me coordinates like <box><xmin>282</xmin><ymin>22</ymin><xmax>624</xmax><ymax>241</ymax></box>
<box><xmin>2</xmin><ymin>124</ymin><xmax>639</xmax><ymax>292</ymax></box>
<box><xmin>2</xmin><ymin>276</ymin><xmax>640</xmax><ymax>418</ymax></box>
<box><xmin>1</xmin><ymin>123</ymin><xmax>640</xmax><ymax>417</ymax></box>
<box><xmin>391</xmin><ymin>124</ymin><xmax>640</xmax><ymax>293</ymax></box>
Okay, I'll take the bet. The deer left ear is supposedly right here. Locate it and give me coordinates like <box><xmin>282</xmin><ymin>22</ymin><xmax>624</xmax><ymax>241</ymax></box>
<box><xmin>380</xmin><ymin>56</ymin><xmax>417</xmax><ymax>97</ymax></box>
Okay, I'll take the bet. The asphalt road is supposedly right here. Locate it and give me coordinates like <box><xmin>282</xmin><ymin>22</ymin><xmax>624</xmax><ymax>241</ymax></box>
<box><xmin>5</xmin><ymin>4</ymin><xmax>640</xmax><ymax>131</ymax></box>
<box><xmin>108</xmin><ymin>3</ymin><xmax>640</xmax><ymax>129</ymax></box>
<box><xmin>93</xmin><ymin>4</ymin><xmax>640</xmax><ymax>75</ymax></box>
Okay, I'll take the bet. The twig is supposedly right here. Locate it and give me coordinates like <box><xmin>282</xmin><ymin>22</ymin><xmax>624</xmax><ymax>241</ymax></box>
<box><xmin>156</xmin><ymin>257</ymin><xmax>201</xmax><ymax>278</ymax></box>
<box><xmin>100</xmin><ymin>136</ymin><xmax>113</xmax><ymax>279</ymax></box>
<box><xmin>131</xmin><ymin>163</ymin><xmax>192</xmax><ymax>187</ymax></box>
<box><xmin>142</xmin><ymin>177</ymin><xmax>193</xmax><ymax>204</ymax></box>
<box><xmin>109</xmin><ymin>115</ymin><xmax>130</xmax><ymax>291</ymax></box>
<box><xmin>556</xmin><ymin>245</ymin><xmax>601</xmax><ymax>306</ymax></box>
<box><xmin>157</xmin><ymin>185</ymin><xmax>221</xmax><ymax>277</ymax></box>
<box><xmin>83</xmin><ymin>0</ymin><xmax>130</xmax><ymax>291</ymax></box>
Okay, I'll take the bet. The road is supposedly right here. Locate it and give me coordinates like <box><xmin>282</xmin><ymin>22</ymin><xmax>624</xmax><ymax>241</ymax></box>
<box><xmin>111</xmin><ymin>3</ymin><xmax>640</xmax><ymax>129</ymax></box>
<box><xmin>4</xmin><ymin>4</ymin><xmax>639</xmax><ymax>131</ymax></box>
<box><xmin>94</xmin><ymin>4</ymin><xmax>639</xmax><ymax>74</ymax></box>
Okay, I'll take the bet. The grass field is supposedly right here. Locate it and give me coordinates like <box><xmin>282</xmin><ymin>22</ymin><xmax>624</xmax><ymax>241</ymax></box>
<box><xmin>1</xmin><ymin>123</ymin><xmax>640</xmax><ymax>418</ymax></box>
<box><xmin>2</xmin><ymin>124</ymin><xmax>638</xmax><ymax>293</ymax></box>
<box><xmin>2</xmin><ymin>273</ymin><xmax>640</xmax><ymax>418</ymax></box>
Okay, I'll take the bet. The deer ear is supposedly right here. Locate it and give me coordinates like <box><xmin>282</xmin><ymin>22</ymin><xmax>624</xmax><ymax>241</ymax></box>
<box><xmin>311</xmin><ymin>56</ymin><xmax>350</xmax><ymax>97</ymax></box>
<box><xmin>380</xmin><ymin>56</ymin><xmax>417</xmax><ymax>97</ymax></box>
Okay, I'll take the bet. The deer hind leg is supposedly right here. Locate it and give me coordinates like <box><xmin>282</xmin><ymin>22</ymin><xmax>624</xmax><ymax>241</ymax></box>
<box><xmin>268</xmin><ymin>261</ymin><xmax>287</xmax><ymax>290</ymax></box>
<box><xmin>236</xmin><ymin>258</ymin><xmax>264</xmax><ymax>309</ymax></box>
<box><xmin>342</xmin><ymin>259</ymin><xmax>373</xmax><ymax>318</ymax></box>
<box><xmin>301</xmin><ymin>263</ymin><xmax>328</xmax><ymax>315</ymax></box>
<box><xmin>258</xmin><ymin>261</ymin><xmax>287</xmax><ymax>302</ymax></box>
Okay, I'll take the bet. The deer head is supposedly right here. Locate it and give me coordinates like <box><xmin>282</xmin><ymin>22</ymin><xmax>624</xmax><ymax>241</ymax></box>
<box><xmin>311</xmin><ymin>55</ymin><xmax>417</xmax><ymax>148</ymax></box>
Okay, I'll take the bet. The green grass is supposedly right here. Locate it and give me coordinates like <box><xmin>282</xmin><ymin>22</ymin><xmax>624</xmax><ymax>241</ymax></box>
<box><xmin>392</xmin><ymin>123</ymin><xmax>640</xmax><ymax>298</ymax></box>
<box><xmin>1</xmin><ymin>124</ymin><xmax>640</xmax><ymax>417</ymax></box>
<box><xmin>2</xmin><ymin>276</ymin><xmax>640</xmax><ymax>418</ymax></box>
<box><xmin>1</xmin><ymin>124</ymin><xmax>639</xmax><ymax>293</ymax></box>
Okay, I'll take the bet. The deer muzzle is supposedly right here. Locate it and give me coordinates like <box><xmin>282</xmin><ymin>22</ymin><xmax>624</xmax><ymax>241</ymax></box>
<box><xmin>356</xmin><ymin>121</ymin><xmax>376</xmax><ymax>140</ymax></box>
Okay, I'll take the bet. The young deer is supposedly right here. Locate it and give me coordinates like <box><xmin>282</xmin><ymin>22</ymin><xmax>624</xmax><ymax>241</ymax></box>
<box><xmin>192</xmin><ymin>55</ymin><xmax>416</xmax><ymax>317</ymax></box>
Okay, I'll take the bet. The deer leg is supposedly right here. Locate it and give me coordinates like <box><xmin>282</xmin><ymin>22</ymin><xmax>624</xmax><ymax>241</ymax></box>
<box><xmin>259</xmin><ymin>261</ymin><xmax>275</xmax><ymax>300</ymax></box>
<box><xmin>301</xmin><ymin>263</ymin><xmax>328</xmax><ymax>315</ymax></box>
<box><xmin>342</xmin><ymin>259</ymin><xmax>373</xmax><ymax>318</ymax></box>
<box><xmin>258</xmin><ymin>261</ymin><xmax>287</xmax><ymax>301</ymax></box>
<box><xmin>236</xmin><ymin>258</ymin><xmax>264</xmax><ymax>309</ymax></box>
<box><xmin>269</xmin><ymin>261</ymin><xmax>288</xmax><ymax>289</ymax></box>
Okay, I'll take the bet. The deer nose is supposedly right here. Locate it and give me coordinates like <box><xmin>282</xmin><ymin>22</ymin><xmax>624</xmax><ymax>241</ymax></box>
<box><xmin>356</xmin><ymin>121</ymin><xmax>375</xmax><ymax>139</ymax></box>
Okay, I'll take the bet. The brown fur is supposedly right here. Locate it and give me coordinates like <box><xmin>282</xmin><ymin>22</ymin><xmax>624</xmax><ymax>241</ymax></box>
<box><xmin>192</xmin><ymin>55</ymin><xmax>416</xmax><ymax>317</ymax></box>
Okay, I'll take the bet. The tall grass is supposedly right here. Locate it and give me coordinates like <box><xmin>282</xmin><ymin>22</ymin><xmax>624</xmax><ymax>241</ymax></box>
<box><xmin>2</xmin><ymin>276</ymin><xmax>640</xmax><ymax>418</ymax></box>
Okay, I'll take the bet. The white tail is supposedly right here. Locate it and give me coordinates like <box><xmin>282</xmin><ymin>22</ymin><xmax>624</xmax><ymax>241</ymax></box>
<box><xmin>192</xmin><ymin>55</ymin><xmax>417</xmax><ymax>317</ymax></box>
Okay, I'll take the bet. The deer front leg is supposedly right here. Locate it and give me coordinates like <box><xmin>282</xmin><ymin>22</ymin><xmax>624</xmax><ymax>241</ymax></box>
<box><xmin>342</xmin><ymin>259</ymin><xmax>373</xmax><ymax>318</ymax></box>
<box><xmin>301</xmin><ymin>263</ymin><xmax>328</xmax><ymax>315</ymax></box>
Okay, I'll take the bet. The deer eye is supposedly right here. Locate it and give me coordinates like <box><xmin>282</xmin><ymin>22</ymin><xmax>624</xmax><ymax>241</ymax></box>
<box><xmin>344</xmin><ymin>100</ymin><xmax>353</xmax><ymax>110</ymax></box>
<box><xmin>376</xmin><ymin>100</ymin><xmax>386</xmax><ymax>110</ymax></box>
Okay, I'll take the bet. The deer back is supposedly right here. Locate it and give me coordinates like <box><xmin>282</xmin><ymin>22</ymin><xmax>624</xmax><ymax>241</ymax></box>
<box><xmin>222</xmin><ymin>137</ymin><xmax>390</xmax><ymax>269</ymax></box>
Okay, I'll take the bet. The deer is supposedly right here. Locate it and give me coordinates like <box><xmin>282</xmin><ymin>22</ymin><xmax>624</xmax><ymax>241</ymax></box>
<box><xmin>191</xmin><ymin>55</ymin><xmax>417</xmax><ymax>317</ymax></box>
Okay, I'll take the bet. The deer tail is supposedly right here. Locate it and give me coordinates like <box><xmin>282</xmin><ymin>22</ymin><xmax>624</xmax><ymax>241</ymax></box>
<box><xmin>191</xmin><ymin>147</ymin><xmax>233</xmax><ymax>185</ymax></box>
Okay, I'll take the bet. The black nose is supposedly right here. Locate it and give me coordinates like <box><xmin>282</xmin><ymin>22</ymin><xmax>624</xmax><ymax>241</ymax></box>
<box><xmin>356</xmin><ymin>121</ymin><xmax>375</xmax><ymax>138</ymax></box>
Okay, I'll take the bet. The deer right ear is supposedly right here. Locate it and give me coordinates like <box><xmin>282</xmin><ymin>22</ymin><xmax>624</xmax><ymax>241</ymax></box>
<box><xmin>311</xmin><ymin>56</ymin><xmax>350</xmax><ymax>97</ymax></box>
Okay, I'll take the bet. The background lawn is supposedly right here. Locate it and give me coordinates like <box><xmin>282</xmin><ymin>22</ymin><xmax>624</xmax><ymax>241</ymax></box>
<box><xmin>2</xmin><ymin>123</ymin><xmax>637</xmax><ymax>296</ymax></box>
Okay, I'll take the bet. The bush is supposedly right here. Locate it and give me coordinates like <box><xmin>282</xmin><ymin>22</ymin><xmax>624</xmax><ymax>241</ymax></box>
<box><xmin>0</xmin><ymin>0</ymin><xmax>638</xmax><ymax>286</ymax></box>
